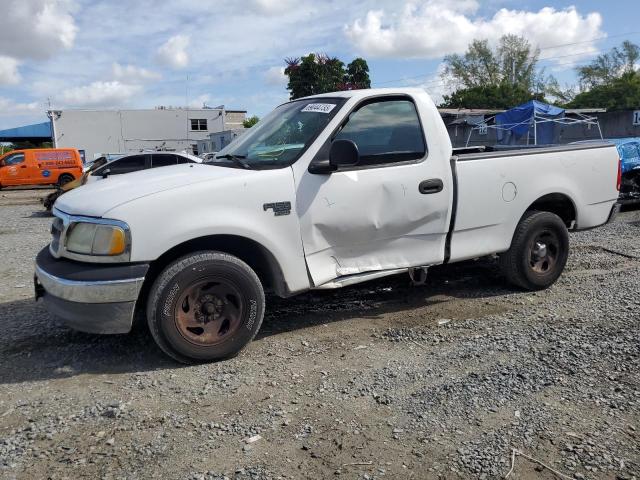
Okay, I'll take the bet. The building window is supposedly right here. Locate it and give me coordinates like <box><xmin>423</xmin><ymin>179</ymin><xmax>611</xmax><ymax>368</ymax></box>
<box><xmin>190</xmin><ymin>119</ymin><xmax>208</xmax><ymax>131</ymax></box>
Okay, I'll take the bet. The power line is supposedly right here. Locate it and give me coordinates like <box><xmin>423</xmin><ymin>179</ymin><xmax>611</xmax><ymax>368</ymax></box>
<box><xmin>538</xmin><ymin>30</ymin><xmax>640</xmax><ymax>51</ymax></box>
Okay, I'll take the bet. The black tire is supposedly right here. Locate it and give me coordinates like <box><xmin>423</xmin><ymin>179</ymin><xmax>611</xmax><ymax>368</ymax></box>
<box><xmin>146</xmin><ymin>251</ymin><xmax>265</xmax><ymax>364</ymax></box>
<box><xmin>57</xmin><ymin>173</ymin><xmax>74</xmax><ymax>187</ymax></box>
<box><xmin>499</xmin><ymin>211</ymin><xmax>569</xmax><ymax>291</ymax></box>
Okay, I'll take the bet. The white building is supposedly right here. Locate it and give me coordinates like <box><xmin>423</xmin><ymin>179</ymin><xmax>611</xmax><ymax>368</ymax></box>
<box><xmin>49</xmin><ymin>107</ymin><xmax>246</xmax><ymax>161</ymax></box>
<box><xmin>197</xmin><ymin>128</ymin><xmax>247</xmax><ymax>155</ymax></box>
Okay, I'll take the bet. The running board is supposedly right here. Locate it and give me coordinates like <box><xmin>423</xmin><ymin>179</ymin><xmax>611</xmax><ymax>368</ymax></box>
<box><xmin>313</xmin><ymin>268</ymin><xmax>407</xmax><ymax>289</ymax></box>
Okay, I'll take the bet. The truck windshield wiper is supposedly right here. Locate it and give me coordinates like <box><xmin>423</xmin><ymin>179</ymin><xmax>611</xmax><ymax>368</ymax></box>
<box><xmin>214</xmin><ymin>154</ymin><xmax>251</xmax><ymax>169</ymax></box>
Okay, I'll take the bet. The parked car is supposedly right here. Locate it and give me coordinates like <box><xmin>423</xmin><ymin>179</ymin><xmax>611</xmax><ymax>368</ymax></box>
<box><xmin>42</xmin><ymin>157</ymin><xmax>109</xmax><ymax>211</ymax></box>
<box><xmin>83</xmin><ymin>153</ymin><xmax>124</xmax><ymax>173</ymax></box>
<box><xmin>86</xmin><ymin>151</ymin><xmax>202</xmax><ymax>183</ymax></box>
<box><xmin>611</xmin><ymin>138</ymin><xmax>640</xmax><ymax>203</ymax></box>
<box><xmin>0</xmin><ymin>148</ymin><xmax>83</xmax><ymax>189</ymax></box>
<box><xmin>35</xmin><ymin>88</ymin><xmax>621</xmax><ymax>363</ymax></box>
<box><xmin>42</xmin><ymin>152</ymin><xmax>202</xmax><ymax>211</ymax></box>
<box><xmin>199</xmin><ymin>152</ymin><xmax>217</xmax><ymax>162</ymax></box>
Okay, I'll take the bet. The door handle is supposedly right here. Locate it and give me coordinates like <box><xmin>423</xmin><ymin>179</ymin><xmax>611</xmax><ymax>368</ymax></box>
<box><xmin>20</xmin><ymin>165</ymin><xmax>27</xmax><ymax>169</ymax></box>
<box><xmin>418</xmin><ymin>178</ymin><xmax>443</xmax><ymax>194</ymax></box>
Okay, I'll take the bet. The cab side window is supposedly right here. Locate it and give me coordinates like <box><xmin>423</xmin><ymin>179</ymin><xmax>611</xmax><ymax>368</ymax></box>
<box><xmin>4</xmin><ymin>153</ymin><xmax>25</xmax><ymax>166</ymax></box>
<box><xmin>150</xmin><ymin>154</ymin><xmax>178</xmax><ymax>168</ymax></box>
<box><xmin>334</xmin><ymin>99</ymin><xmax>426</xmax><ymax>167</ymax></box>
<box><xmin>102</xmin><ymin>155</ymin><xmax>147</xmax><ymax>175</ymax></box>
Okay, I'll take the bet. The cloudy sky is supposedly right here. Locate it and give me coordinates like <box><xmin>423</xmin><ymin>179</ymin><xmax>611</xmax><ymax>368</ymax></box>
<box><xmin>0</xmin><ymin>0</ymin><xmax>638</xmax><ymax>129</ymax></box>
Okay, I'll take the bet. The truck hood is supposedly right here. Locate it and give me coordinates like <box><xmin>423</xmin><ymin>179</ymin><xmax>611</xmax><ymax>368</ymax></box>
<box><xmin>55</xmin><ymin>163</ymin><xmax>257</xmax><ymax>217</ymax></box>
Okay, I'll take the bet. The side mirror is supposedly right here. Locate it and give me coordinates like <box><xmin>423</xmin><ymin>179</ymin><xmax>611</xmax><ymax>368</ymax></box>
<box><xmin>329</xmin><ymin>139</ymin><xmax>359</xmax><ymax>170</ymax></box>
<box><xmin>101</xmin><ymin>168</ymin><xmax>111</xmax><ymax>178</ymax></box>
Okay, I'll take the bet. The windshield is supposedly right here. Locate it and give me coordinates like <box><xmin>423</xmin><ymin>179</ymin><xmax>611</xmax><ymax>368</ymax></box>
<box><xmin>209</xmin><ymin>97</ymin><xmax>346</xmax><ymax>169</ymax></box>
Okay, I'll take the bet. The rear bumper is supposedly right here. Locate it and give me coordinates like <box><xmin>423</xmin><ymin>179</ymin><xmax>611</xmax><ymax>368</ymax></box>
<box><xmin>606</xmin><ymin>202</ymin><xmax>621</xmax><ymax>224</ymax></box>
<box><xmin>34</xmin><ymin>247</ymin><xmax>149</xmax><ymax>334</ymax></box>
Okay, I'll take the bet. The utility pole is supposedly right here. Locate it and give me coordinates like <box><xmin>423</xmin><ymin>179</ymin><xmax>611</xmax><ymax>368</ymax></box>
<box><xmin>46</xmin><ymin>98</ymin><xmax>58</xmax><ymax>148</ymax></box>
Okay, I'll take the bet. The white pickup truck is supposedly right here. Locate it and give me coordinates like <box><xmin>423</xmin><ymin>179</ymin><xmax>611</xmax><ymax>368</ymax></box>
<box><xmin>35</xmin><ymin>88</ymin><xmax>621</xmax><ymax>363</ymax></box>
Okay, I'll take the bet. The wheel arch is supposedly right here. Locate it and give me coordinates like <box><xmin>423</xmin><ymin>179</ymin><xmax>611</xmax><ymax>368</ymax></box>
<box><xmin>57</xmin><ymin>172</ymin><xmax>76</xmax><ymax>184</ymax></box>
<box><xmin>137</xmin><ymin>234</ymin><xmax>290</xmax><ymax>322</ymax></box>
<box><xmin>523</xmin><ymin>192</ymin><xmax>577</xmax><ymax>228</ymax></box>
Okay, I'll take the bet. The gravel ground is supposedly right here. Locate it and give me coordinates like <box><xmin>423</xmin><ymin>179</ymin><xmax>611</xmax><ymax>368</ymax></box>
<box><xmin>0</xmin><ymin>188</ymin><xmax>638</xmax><ymax>480</ymax></box>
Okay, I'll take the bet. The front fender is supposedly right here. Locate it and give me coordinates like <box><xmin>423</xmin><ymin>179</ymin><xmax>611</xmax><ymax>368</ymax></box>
<box><xmin>104</xmin><ymin>168</ymin><xmax>311</xmax><ymax>293</ymax></box>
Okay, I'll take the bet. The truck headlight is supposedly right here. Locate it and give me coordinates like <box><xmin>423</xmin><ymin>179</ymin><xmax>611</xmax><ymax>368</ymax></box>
<box><xmin>66</xmin><ymin>222</ymin><xmax>128</xmax><ymax>257</ymax></box>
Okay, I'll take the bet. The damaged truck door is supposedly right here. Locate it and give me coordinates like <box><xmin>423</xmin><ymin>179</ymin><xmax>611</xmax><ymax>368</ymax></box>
<box><xmin>295</xmin><ymin>96</ymin><xmax>453</xmax><ymax>286</ymax></box>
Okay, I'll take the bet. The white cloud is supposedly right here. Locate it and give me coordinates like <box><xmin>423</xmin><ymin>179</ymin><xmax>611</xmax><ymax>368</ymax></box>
<box><xmin>264</xmin><ymin>66</ymin><xmax>287</xmax><ymax>86</ymax></box>
<box><xmin>0</xmin><ymin>0</ymin><xmax>77</xmax><ymax>89</ymax></box>
<box><xmin>346</xmin><ymin>2</ymin><xmax>604</xmax><ymax>65</ymax></box>
<box><xmin>188</xmin><ymin>94</ymin><xmax>211</xmax><ymax>109</ymax></box>
<box><xmin>0</xmin><ymin>56</ymin><xmax>21</xmax><ymax>85</ymax></box>
<box><xmin>60</xmin><ymin>81</ymin><xmax>142</xmax><ymax>107</ymax></box>
<box><xmin>0</xmin><ymin>0</ymin><xmax>77</xmax><ymax>60</ymax></box>
<box><xmin>156</xmin><ymin>34</ymin><xmax>190</xmax><ymax>69</ymax></box>
<box><xmin>112</xmin><ymin>62</ymin><xmax>161</xmax><ymax>82</ymax></box>
<box><xmin>0</xmin><ymin>97</ymin><xmax>40</xmax><ymax>116</ymax></box>
<box><xmin>248</xmin><ymin>0</ymin><xmax>300</xmax><ymax>15</ymax></box>
<box><xmin>417</xmin><ymin>63</ymin><xmax>449</xmax><ymax>105</ymax></box>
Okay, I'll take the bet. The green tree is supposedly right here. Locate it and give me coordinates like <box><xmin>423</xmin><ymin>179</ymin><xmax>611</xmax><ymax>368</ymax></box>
<box><xmin>0</xmin><ymin>143</ymin><xmax>14</xmax><ymax>155</ymax></box>
<box><xmin>577</xmin><ymin>40</ymin><xmax>640</xmax><ymax>89</ymax></box>
<box><xmin>242</xmin><ymin>115</ymin><xmax>259</xmax><ymax>128</ymax></box>
<box><xmin>440</xmin><ymin>35</ymin><xmax>552</xmax><ymax>108</ymax></box>
<box><xmin>441</xmin><ymin>84</ymin><xmax>545</xmax><ymax>110</ymax></box>
<box><xmin>567</xmin><ymin>71</ymin><xmax>640</xmax><ymax>110</ymax></box>
<box><xmin>284</xmin><ymin>54</ymin><xmax>371</xmax><ymax>100</ymax></box>
<box><xmin>345</xmin><ymin>58</ymin><xmax>371</xmax><ymax>89</ymax></box>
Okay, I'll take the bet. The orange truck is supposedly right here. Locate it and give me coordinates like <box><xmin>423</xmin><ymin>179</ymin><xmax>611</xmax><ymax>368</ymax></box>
<box><xmin>0</xmin><ymin>148</ymin><xmax>83</xmax><ymax>189</ymax></box>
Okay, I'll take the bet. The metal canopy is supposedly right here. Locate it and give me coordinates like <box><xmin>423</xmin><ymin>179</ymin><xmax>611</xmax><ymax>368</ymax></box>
<box><xmin>0</xmin><ymin>121</ymin><xmax>52</xmax><ymax>142</ymax></box>
<box><xmin>465</xmin><ymin>101</ymin><xmax>603</xmax><ymax>147</ymax></box>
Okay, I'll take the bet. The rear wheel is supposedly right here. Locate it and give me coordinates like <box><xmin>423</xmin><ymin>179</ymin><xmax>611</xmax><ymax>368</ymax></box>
<box><xmin>146</xmin><ymin>251</ymin><xmax>265</xmax><ymax>364</ymax></box>
<box><xmin>57</xmin><ymin>173</ymin><xmax>74</xmax><ymax>187</ymax></box>
<box><xmin>499</xmin><ymin>211</ymin><xmax>569</xmax><ymax>290</ymax></box>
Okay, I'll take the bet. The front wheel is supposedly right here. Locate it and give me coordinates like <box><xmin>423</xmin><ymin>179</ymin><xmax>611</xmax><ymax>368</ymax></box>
<box><xmin>499</xmin><ymin>211</ymin><xmax>569</xmax><ymax>291</ymax></box>
<box><xmin>57</xmin><ymin>173</ymin><xmax>74</xmax><ymax>187</ymax></box>
<box><xmin>147</xmin><ymin>251</ymin><xmax>265</xmax><ymax>364</ymax></box>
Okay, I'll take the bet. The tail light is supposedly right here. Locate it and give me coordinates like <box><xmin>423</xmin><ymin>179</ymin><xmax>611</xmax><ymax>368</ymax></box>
<box><xmin>616</xmin><ymin>157</ymin><xmax>622</xmax><ymax>192</ymax></box>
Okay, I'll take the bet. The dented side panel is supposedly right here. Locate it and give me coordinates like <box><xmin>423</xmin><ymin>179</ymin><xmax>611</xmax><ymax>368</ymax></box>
<box><xmin>292</xmin><ymin>90</ymin><xmax>454</xmax><ymax>287</ymax></box>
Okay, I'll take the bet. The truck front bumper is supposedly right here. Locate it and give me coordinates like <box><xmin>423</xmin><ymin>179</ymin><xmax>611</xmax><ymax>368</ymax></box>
<box><xmin>34</xmin><ymin>247</ymin><xmax>149</xmax><ymax>334</ymax></box>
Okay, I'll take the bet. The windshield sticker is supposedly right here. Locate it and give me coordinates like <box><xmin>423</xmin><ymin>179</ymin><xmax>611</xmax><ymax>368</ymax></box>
<box><xmin>301</xmin><ymin>103</ymin><xmax>336</xmax><ymax>114</ymax></box>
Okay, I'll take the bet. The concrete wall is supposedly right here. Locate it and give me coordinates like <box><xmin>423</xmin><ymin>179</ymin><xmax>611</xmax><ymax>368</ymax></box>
<box><xmin>52</xmin><ymin>108</ymin><xmax>246</xmax><ymax>160</ymax></box>
<box><xmin>224</xmin><ymin>112</ymin><xmax>246</xmax><ymax>130</ymax></box>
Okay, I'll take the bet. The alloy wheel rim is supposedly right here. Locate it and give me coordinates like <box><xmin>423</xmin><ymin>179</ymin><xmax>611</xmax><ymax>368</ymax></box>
<box><xmin>529</xmin><ymin>230</ymin><xmax>560</xmax><ymax>274</ymax></box>
<box><xmin>174</xmin><ymin>278</ymin><xmax>244</xmax><ymax>346</ymax></box>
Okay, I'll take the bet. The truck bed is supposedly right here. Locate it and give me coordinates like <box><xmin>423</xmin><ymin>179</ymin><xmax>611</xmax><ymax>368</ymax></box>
<box><xmin>448</xmin><ymin>142</ymin><xmax>620</xmax><ymax>263</ymax></box>
<box><xmin>455</xmin><ymin>141</ymin><xmax>613</xmax><ymax>161</ymax></box>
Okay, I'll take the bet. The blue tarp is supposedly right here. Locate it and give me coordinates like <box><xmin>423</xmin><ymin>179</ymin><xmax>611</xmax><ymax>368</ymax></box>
<box><xmin>0</xmin><ymin>121</ymin><xmax>52</xmax><ymax>141</ymax></box>
<box><xmin>496</xmin><ymin>100</ymin><xmax>564</xmax><ymax>145</ymax></box>
<box><xmin>609</xmin><ymin>138</ymin><xmax>640</xmax><ymax>174</ymax></box>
